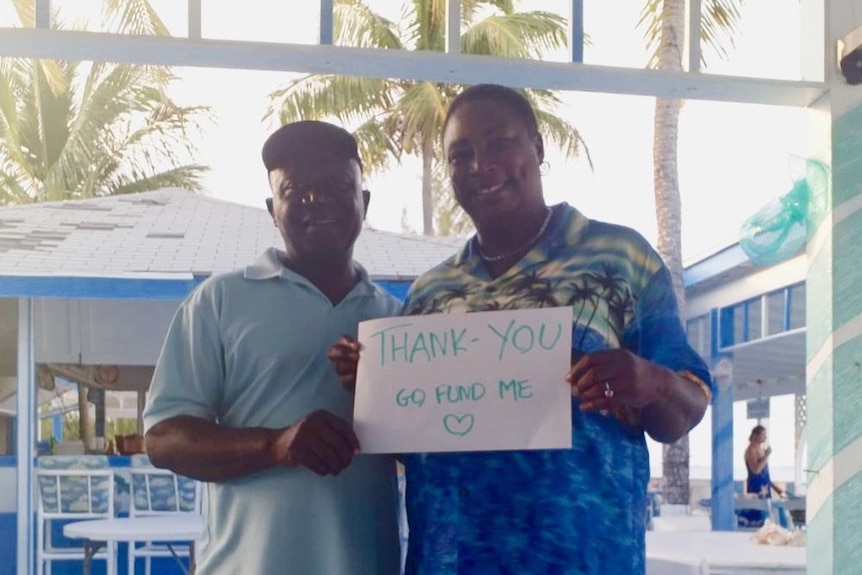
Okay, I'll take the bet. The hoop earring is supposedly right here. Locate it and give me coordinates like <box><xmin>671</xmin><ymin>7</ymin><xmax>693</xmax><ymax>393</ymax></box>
<box><xmin>539</xmin><ymin>161</ymin><xmax>550</xmax><ymax>176</ymax></box>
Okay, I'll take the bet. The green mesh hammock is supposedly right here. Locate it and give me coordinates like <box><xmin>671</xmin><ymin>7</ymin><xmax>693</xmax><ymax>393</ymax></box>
<box><xmin>740</xmin><ymin>158</ymin><xmax>829</xmax><ymax>266</ymax></box>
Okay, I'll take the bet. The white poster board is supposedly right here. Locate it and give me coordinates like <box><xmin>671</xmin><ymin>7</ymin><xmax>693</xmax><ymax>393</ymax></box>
<box><xmin>353</xmin><ymin>307</ymin><xmax>572</xmax><ymax>454</ymax></box>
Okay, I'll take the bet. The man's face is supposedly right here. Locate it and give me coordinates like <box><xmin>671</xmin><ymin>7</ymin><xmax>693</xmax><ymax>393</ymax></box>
<box><xmin>267</xmin><ymin>157</ymin><xmax>367</xmax><ymax>264</ymax></box>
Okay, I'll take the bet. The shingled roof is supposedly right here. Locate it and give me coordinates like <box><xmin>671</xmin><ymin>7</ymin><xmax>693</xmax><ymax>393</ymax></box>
<box><xmin>0</xmin><ymin>189</ymin><xmax>464</xmax><ymax>281</ymax></box>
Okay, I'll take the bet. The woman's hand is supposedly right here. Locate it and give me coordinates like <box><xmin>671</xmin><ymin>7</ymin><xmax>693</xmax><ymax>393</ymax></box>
<box><xmin>327</xmin><ymin>335</ymin><xmax>362</xmax><ymax>393</ymax></box>
<box><xmin>565</xmin><ymin>348</ymin><xmax>666</xmax><ymax>412</ymax></box>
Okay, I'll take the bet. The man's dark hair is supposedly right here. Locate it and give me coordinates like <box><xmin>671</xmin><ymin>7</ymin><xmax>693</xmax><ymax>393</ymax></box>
<box><xmin>442</xmin><ymin>84</ymin><xmax>539</xmax><ymax>137</ymax></box>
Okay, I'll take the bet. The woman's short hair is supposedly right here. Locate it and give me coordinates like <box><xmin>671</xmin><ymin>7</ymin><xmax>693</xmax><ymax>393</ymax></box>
<box><xmin>749</xmin><ymin>424</ymin><xmax>766</xmax><ymax>441</ymax></box>
<box><xmin>442</xmin><ymin>83</ymin><xmax>539</xmax><ymax>137</ymax></box>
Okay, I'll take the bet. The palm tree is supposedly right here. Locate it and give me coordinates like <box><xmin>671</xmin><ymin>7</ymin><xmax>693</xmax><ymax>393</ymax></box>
<box><xmin>0</xmin><ymin>0</ymin><xmax>210</xmax><ymax>206</ymax></box>
<box><xmin>266</xmin><ymin>0</ymin><xmax>591</xmax><ymax>235</ymax></box>
<box><xmin>638</xmin><ymin>0</ymin><xmax>743</xmax><ymax>505</ymax></box>
<box><xmin>431</xmin><ymin>163</ymin><xmax>473</xmax><ymax>237</ymax></box>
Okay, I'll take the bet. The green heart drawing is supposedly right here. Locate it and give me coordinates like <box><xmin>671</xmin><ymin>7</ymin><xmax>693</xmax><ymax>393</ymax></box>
<box><xmin>443</xmin><ymin>413</ymin><xmax>475</xmax><ymax>437</ymax></box>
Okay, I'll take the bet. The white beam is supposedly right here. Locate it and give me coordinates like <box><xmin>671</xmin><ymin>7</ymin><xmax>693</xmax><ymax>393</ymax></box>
<box><xmin>0</xmin><ymin>28</ymin><xmax>828</xmax><ymax>107</ymax></box>
<box><xmin>187</xmin><ymin>0</ymin><xmax>202</xmax><ymax>40</ymax></box>
<box><xmin>685</xmin><ymin>0</ymin><xmax>702</xmax><ymax>73</ymax></box>
<box><xmin>445</xmin><ymin>0</ymin><xmax>460</xmax><ymax>55</ymax></box>
<box><xmin>16</xmin><ymin>298</ymin><xmax>35</xmax><ymax>575</ymax></box>
<box><xmin>35</xmin><ymin>0</ymin><xmax>51</xmax><ymax>29</ymax></box>
<box><xmin>800</xmin><ymin>0</ymin><xmax>826</xmax><ymax>81</ymax></box>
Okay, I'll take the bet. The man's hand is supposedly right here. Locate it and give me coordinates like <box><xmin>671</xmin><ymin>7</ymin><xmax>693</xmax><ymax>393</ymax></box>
<box><xmin>327</xmin><ymin>335</ymin><xmax>362</xmax><ymax>393</ymax></box>
<box><xmin>270</xmin><ymin>410</ymin><xmax>360</xmax><ymax>476</ymax></box>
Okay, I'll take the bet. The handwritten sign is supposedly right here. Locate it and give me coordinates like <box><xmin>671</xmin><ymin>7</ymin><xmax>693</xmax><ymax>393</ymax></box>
<box><xmin>353</xmin><ymin>307</ymin><xmax>573</xmax><ymax>454</ymax></box>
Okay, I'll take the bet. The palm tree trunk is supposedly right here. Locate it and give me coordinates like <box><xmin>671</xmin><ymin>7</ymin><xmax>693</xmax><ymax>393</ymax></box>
<box><xmin>422</xmin><ymin>139</ymin><xmax>434</xmax><ymax>235</ymax></box>
<box><xmin>654</xmin><ymin>0</ymin><xmax>690</xmax><ymax>507</ymax></box>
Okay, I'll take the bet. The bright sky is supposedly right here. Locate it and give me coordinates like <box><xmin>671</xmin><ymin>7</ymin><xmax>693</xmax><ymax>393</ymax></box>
<box><xmin>2</xmin><ymin>0</ymin><xmax>811</xmax><ymax>480</ymax></box>
<box><xmin>159</xmin><ymin>0</ymin><xmax>810</xmax><ymax>264</ymax></box>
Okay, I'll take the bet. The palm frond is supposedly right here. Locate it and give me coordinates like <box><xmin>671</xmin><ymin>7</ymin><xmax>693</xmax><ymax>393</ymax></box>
<box><xmin>268</xmin><ymin>1</ymin><xmax>590</xmax><ymax>234</ymax></box>
<box><xmin>334</xmin><ymin>0</ymin><xmax>403</xmax><ymax>49</ymax></box>
<box><xmin>49</xmin><ymin>64</ymin><xmax>159</xmax><ymax>199</ymax></box>
<box><xmin>533</xmin><ymin>108</ymin><xmax>592</xmax><ymax>168</ymax></box>
<box><xmin>102</xmin><ymin>0</ymin><xmax>174</xmax><ymax>86</ymax></box>
<box><xmin>10</xmin><ymin>0</ymin><xmax>68</xmax><ymax>94</ymax></box>
<box><xmin>0</xmin><ymin>165</ymin><xmax>33</xmax><ymax>205</ymax></box>
<box><xmin>26</xmin><ymin>62</ymin><xmax>76</xmax><ymax>201</ymax></box>
<box><xmin>109</xmin><ymin>165</ymin><xmax>209</xmax><ymax>196</ymax></box>
<box><xmin>11</xmin><ymin>0</ymin><xmax>34</xmax><ymax>27</ymax></box>
<box><xmin>0</xmin><ymin>59</ymin><xmax>36</xmax><ymax>180</ymax></box>
<box><xmin>394</xmin><ymin>81</ymin><xmax>448</xmax><ymax>156</ymax></box>
<box><xmin>639</xmin><ymin>0</ymin><xmax>744</xmax><ymax>68</ymax></box>
<box><xmin>478</xmin><ymin>0</ymin><xmax>516</xmax><ymax>17</ymax></box>
<box><xmin>352</xmin><ymin>118</ymin><xmax>402</xmax><ymax>176</ymax></box>
<box><xmin>457</xmin><ymin>1</ymin><xmax>519</xmax><ymax>32</ymax></box>
<box><xmin>700</xmin><ymin>0</ymin><xmax>743</xmax><ymax>61</ymax></box>
<box><xmin>0</xmin><ymin>55</ymin><xmax>208</xmax><ymax>204</ymax></box>
<box><xmin>462</xmin><ymin>12</ymin><xmax>568</xmax><ymax>59</ymax></box>
<box><xmin>430</xmin><ymin>160</ymin><xmax>473</xmax><ymax>236</ymax></box>
<box><xmin>405</xmin><ymin>0</ymin><xmax>446</xmax><ymax>51</ymax></box>
<box><xmin>85</xmin><ymin>100</ymin><xmax>209</xmax><ymax>196</ymax></box>
<box><xmin>267</xmin><ymin>74</ymin><xmax>397</xmax><ymax>128</ymax></box>
<box><xmin>103</xmin><ymin>0</ymin><xmax>170</xmax><ymax>36</ymax></box>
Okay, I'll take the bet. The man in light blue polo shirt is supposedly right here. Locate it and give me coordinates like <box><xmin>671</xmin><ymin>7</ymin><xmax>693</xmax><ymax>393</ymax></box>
<box><xmin>143</xmin><ymin>121</ymin><xmax>402</xmax><ymax>575</ymax></box>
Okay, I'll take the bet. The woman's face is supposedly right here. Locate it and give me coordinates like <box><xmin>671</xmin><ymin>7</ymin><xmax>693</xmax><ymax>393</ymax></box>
<box><xmin>443</xmin><ymin>99</ymin><xmax>545</xmax><ymax>229</ymax></box>
<box><xmin>755</xmin><ymin>429</ymin><xmax>768</xmax><ymax>444</ymax></box>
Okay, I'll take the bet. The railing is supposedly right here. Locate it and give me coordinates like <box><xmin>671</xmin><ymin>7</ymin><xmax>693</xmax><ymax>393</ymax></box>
<box><xmin>0</xmin><ymin>0</ymin><xmax>827</xmax><ymax>107</ymax></box>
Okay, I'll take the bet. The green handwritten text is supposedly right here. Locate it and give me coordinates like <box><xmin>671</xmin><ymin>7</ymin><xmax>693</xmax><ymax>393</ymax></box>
<box><xmin>487</xmin><ymin>320</ymin><xmax>563</xmax><ymax>360</ymax></box>
<box><xmin>369</xmin><ymin>324</ymin><xmax>469</xmax><ymax>366</ymax></box>
<box><xmin>498</xmin><ymin>379</ymin><xmax>533</xmax><ymax>401</ymax></box>
<box><xmin>434</xmin><ymin>383</ymin><xmax>486</xmax><ymax>405</ymax></box>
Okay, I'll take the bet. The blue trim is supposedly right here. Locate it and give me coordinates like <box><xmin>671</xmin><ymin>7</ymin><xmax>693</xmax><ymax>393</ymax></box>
<box><xmin>683</xmin><ymin>243</ymin><xmax>749</xmax><ymax>288</ymax></box>
<box><xmin>783</xmin><ymin>286</ymin><xmax>792</xmax><ymax>331</ymax></box>
<box><xmin>376</xmin><ymin>280</ymin><xmax>411</xmax><ymax>302</ymax></box>
<box><xmin>719</xmin><ymin>307</ymin><xmax>735</xmax><ymax>348</ymax></box>
<box><xmin>569</xmin><ymin>0</ymin><xmax>584</xmax><ymax>63</ymax></box>
<box><xmin>0</xmin><ymin>275</ymin><xmax>415</xmax><ymax>301</ymax></box>
<box><xmin>0</xmin><ymin>276</ymin><xmax>206</xmax><ymax>299</ymax></box>
<box><xmin>0</xmin><ymin>455</ymin><xmax>132</xmax><ymax>467</ymax></box>
<box><xmin>319</xmin><ymin>0</ymin><xmax>334</xmax><ymax>45</ymax></box>
<box><xmin>710</xmin><ymin>307</ymin><xmax>736</xmax><ymax>531</ymax></box>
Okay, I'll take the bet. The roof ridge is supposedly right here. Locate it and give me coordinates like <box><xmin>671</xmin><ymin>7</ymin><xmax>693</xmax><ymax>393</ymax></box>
<box><xmin>0</xmin><ymin>189</ymin><xmax>462</xmax><ymax>283</ymax></box>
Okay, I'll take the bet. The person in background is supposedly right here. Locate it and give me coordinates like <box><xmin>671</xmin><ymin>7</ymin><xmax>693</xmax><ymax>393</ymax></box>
<box><xmin>740</xmin><ymin>424</ymin><xmax>785</xmax><ymax>527</ymax></box>
<box><xmin>143</xmin><ymin>120</ymin><xmax>402</xmax><ymax>575</ymax></box>
<box><xmin>329</xmin><ymin>83</ymin><xmax>712</xmax><ymax>575</ymax></box>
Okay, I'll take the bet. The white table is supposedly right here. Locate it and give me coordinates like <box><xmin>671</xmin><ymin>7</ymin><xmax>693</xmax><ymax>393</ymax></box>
<box><xmin>647</xmin><ymin>530</ymin><xmax>806</xmax><ymax>575</ymax></box>
<box><xmin>64</xmin><ymin>515</ymin><xmax>204</xmax><ymax>575</ymax></box>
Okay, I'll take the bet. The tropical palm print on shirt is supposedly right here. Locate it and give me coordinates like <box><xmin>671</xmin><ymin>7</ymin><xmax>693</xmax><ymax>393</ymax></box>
<box><xmin>399</xmin><ymin>203</ymin><xmax>712</xmax><ymax>575</ymax></box>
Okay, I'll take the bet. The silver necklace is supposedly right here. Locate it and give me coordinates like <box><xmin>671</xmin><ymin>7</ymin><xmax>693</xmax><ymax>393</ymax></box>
<box><xmin>477</xmin><ymin>207</ymin><xmax>553</xmax><ymax>262</ymax></box>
